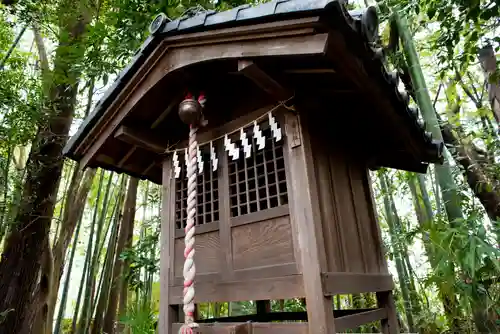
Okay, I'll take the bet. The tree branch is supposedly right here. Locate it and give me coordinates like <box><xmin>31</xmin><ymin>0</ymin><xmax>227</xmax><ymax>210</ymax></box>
<box><xmin>433</xmin><ymin>83</ymin><xmax>443</xmax><ymax>109</ymax></box>
<box><xmin>32</xmin><ymin>23</ymin><xmax>49</xmax><ymax>75</ymax></box>
<box><xmin>455</xmin><ymin>70</ymin><xmax>480</xmax><ymax>106</ymax></box>
<box><xmin>466</xmin><ymin>71</ymin><xmax>481</xmax><ymax>102</ymax></box>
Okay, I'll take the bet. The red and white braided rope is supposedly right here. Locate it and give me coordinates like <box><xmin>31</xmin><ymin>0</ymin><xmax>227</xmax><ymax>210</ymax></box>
<box><xmin>179</xmin><ymin>125</ymin><xmax>199</xmax><ymax>334</ymax></box>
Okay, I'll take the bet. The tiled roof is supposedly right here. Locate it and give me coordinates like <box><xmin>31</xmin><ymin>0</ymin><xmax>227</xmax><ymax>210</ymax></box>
<box><xmin>63</xmin><ymin>0</ymin><xmax>443</xmax><ymax>168</ymax></box>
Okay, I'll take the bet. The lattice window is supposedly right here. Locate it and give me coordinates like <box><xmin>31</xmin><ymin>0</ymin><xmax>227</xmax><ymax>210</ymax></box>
<box><xmin>228</xmin><ymin>127</ymin><xmax>287</xmax><ymax>217</ymax></box>
<box><xmin>175</xmin><ymin>151</ymin><xmax>219</xmax><ymax>229</ymax></box>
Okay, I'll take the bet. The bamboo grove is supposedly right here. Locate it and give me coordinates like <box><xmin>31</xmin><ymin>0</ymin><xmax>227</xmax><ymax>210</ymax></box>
<box><xmin>0</xmin><ymin>0</ymin><xmax>498</xmax><ymax>333</ymax></box>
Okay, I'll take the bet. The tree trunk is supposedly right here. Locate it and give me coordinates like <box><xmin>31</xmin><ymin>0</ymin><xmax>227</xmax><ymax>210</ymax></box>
<box><xmin>440</xmin><ymin>122</ymin><xmax>500</xmax><ymax>222</ymax></box>
<box><xmin>103</xmin><ymin>177</ymin><xmax>139</xmax><ymax>334</ymax></box>
<box><xmin>78</xmin><ymin>172</ymin><xmax>114</xmax><ymax>334</ymax></box>
<box><xmin>53</xmin><ymin>215</ymin><xmax>84</xmax><ymax>334</ymax></box>
<box><xmin>0</xmin><ymin>146</ymin><xmax>12</xmax><ymax>240</ymax></box>
<box><xmin>438</xmin><ymin>81</ymin><xmax>500</xmax><ymax>244</ymax></box>
<box><xmin>47</xmin><ymin>167</ymin><xmax>95</xmax><ymax>332</ymax></box>
<box><xmin>379</xmin><ymin>171</ymin><xmax>416</xmax><ymax>333</ymax></box>
<box><xmin>92</xmin><ymin>182</ymin><xmax>125</xmax><ymax>334</ymax></box>
<box><xmin>0</xmin><ymin>2</ymin><xmax>91</xmax><ymax>331</ymax></box>
<box><xmin>71</xmin><ymin>171</ymin><xmax>105</xmax><ymax>334</ymax></box>
<box><xmin>118</xmin><ymin>179</ymin><xmax>138</xmax><ymax>329</ymax></box>
<box><xmin>393</xmin><ymin>13</ymin><xmax>467</xmax><ymax>332</ymax></box>
<box><xmin>479</xmin><ymin>44</ymin><xmax>500</xmax><ymax>128</ymax></box>
<box><xmin>408</xmin><ymin>173</ymin><xmax>463</xmax><ymax>331</ymax></box>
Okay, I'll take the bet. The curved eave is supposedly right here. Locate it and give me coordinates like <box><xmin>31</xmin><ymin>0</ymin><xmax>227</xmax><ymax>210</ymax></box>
<box><xmin>63</xmin><ymin>0</ymin><xmax>443</xmax><ymax>179</ymax></box>
<box><xmin>64</xmin><ymin>0</ymin><xmax>375</xmax><ymax>159</ymax></box>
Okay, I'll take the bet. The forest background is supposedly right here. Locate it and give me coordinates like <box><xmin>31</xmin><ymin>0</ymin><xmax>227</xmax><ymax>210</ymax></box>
<box><xmin>0</xmin><ymin>0</ymin><xmax>498</xmax><ymax>333</ymax></box>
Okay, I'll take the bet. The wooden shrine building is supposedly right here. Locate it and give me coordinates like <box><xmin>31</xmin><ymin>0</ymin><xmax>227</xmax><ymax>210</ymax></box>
<box><xmin>63</xmin><ymin>0</ymin><xmax>443</xmax><ymax>333</ymax></box>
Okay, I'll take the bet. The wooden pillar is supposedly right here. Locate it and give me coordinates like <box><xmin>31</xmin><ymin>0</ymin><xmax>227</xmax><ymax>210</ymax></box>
<box><xmin>256</xmin><ymin>300</ymin><xmax>271</xmax><ymax>314</ymax></box>
<box><xmin>159</xmin><ymin>158</ymin><xmax>177</xmax><ymax>333</ymax></box>
<box><xmin>284</xmin><ymin>112</ymin><xmax>335</xmax><ymax>334</ymax></box>
<box><xmin>377</xmin><ymin>291</ymin><xmax>399</xmax><ymax>334</ymax></box>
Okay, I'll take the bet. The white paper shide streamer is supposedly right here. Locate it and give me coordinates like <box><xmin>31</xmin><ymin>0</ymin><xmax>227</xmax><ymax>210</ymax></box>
<box><xmin>172</xmin><ymin>112</ymin><xmax>284</xmax><ymax>178</ymax></box>
<box><xmin>240</xmin><ymin>128</ymin><xmax>251</xmax><ymax>158</ymax></box>
<box><xmin>269</xmin><ymin>112</ymin><xmax>282</xmax><ymax>142</ymax></box>
<box><xmin>173</xmin><ymin>151</ymin><xmax>181</xmax><ymax>178</ymax></box>
<box><xmin>253</xmin><ymin>120</ymin><xmax>265</xmax><ymax>150</ymax></box>
<box><xmin>197</xmin><ymin>145</ymin><xmax>203</xmax><ymax>174</ymax></box>
<box><xmin>210</xmin><ymin>141</ymin><xmax>218</xmax><ymax>171</ymax></box>
<box><xmin>184</xmin><ymin>148</ymin><xmax>189</xmax><ymax>178</ymax></box>
<box><xmin>224</xmin><ymin>134</ymin><xmax>239</xmax><ymax>161</ymax></box>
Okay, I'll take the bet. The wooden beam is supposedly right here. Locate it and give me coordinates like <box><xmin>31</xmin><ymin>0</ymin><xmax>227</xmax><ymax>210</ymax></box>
<box><xmin>164</xmin><ymin>16</ymin><xmax>320</xmax><ymax>44</ymax></box>
<box><xmin>79</xmin><ymin>32</ymin><xmax>327</xmax><ymax>169</ymax></box>
<box><xmin>159</xmin><ymin>158</ymin><xmax>178</xmax><ymax>333</ymax></box>
<box><xmin>120</xmin><ymin>94</ymin><xmax>182</xmax><ymax>168</ymax></box>
<box><xmin>321</xmin><ymin>272</ymin><xmax>394</xmax><ymax>295</ymax></box>
<box><xmin>143</xmin><ymin>160</ymin><xmax>158</xmax><ymax>175</ymax></box>
<box><xmin>284</xmin><ymin>68</ymin><xmax>335</xmax><ymax>74</ymax></box>
<box><xmin>118</xmin><ymin>146</ymin><xmax>136</xmax><ymax>168</ymax></box>
<box><xmin>172</xmin><ymin>322</ymin><xmax>308</xmax><ymax>334</ymax></box>
<box><xmin>256</xmin><ymin>300</ymin><xmax>271</xmax><ymax>314</ymax></box>
<box><xmin>169</xmin><ymin>275</ymin><xmax>304</xmax><ymax>304</ymax></box>
<box><xmin>76</xmin><ymin>16</ymin><xmax>321</xmax><ymax>160</ymax></box>
<box><xmin>151</xmin><ymin>96</ymin><xmax>182</xmax><ymax>129</ymax></box>
<box><xmin>377</xmin><ymin>291</ymin><xmax>399</xmax><ymax>334</ymax></box>
<box><xmin>114</xmin><ymin>125</ymin><xmax>167</xmax><ymax>154</ymax></box>
<box><xmin>283</xmin><ymin>112</ymin><xmax>335</xmax><ymax>334</ymax></box>
<box><xmin>335</xmin><ymin>308</ymin><xmax>388</xmax><ymax>333</ymax></box>
<box><xmin>238</xmin><ymin>60</ymin><xmax>291</xmax><ymax>101</ymax></box>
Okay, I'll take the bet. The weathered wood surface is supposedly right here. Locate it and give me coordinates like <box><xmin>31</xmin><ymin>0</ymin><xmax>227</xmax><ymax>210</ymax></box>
<box><xmin>322</xmin><ymin>272</ymin><xmax>394</xmax><ymax>295</ymax></box>
<box><xmin>78</xmin><ymin>27</ymin><xmax>326</xmax><ymax>169</ymax></box>
<box><xmin>238</xmin><ymin>59</ymin><xmax>292</xmax><ymax>101</ymax></box>
<box><xmin>159</xmin><ymin>159</ymin><xmax>177</xmax><ymax>333</ymax></box>
<box><xmin>307</xmin><ymin>116</ymin><xmax>387</xmax><ymax>274</ymax></box>
<box><xmin>169</xmin><ymin>274</ymin><xmax>304</xmax><ymax>304</ymax></box>
<box><xmin>172</xmin><ymin>322</ymin><xmax>308</xmax><ymax>334</ymax></box>
<box><xmin>284</xmin><ymin>111</ymin><xmax>335</xmax><ymax>334</ymax></box>
<box><xmin>170</xmin><ymin>307</ymin><xmax>389</xmax><ymax>333</ymax></box>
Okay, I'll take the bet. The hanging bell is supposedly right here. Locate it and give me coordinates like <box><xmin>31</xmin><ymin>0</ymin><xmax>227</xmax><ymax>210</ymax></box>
<box><xmin>178</xmin><ymin>98</ymin><xmax>203</xmax><ymax>126</ymax></box>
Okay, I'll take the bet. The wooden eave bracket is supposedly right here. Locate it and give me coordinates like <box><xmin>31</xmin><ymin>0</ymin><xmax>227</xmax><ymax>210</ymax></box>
<box><xmin>114</xmin><ymin>125</ymin><xmax>168</xmax><ymax>154</ymax></box>
<box><xmin>238</xmin><ymin>60</ymin><xmax>292</xmax><ymax>102</ymax></box>
<box><xmin>80</xmin><ymin>30</ymin><xmax>329</xmax><ymax>171</ymax></box>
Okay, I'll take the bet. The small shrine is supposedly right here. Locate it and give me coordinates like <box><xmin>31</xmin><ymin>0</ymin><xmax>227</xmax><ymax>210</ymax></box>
<box><xmin>64</xmin><ymin>0</ymin><xmax>443</xmax><ymax>333</ymax></box>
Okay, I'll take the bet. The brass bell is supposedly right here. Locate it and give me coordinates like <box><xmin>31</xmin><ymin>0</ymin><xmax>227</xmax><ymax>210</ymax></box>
<box><xmin>178</xmin><ymin>99</ymin><xmax>203</xmax><ymax>126</ymax></box>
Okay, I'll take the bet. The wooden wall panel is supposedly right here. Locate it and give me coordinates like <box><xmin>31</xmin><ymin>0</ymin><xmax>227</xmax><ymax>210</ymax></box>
<box><xmin>231</xmin><ymin>216</ymin><xmax>294</xmax><ymax>270</ymax></box>
<box><xmin>348</xmin><ymin>165</ymin><xmax>385</xmax><ymax>273</ymax></box>
<box><xmin>313</xmin><ymin>144</ymin><xmax>345</xmax><ymax>273</ymax></box>
<box><xmin>169</xmin><ymin>274</ymin><xmax>304</xmax><ymax>304</ymax></box>
<box><xmin>327</xmin><ymin>153</ymin><xmax>365</xmax><ymax>272</ymax></box>
<box><xmin>307</xmin><ymin>116</ymin><xmax>386</xmax><ymax>274</ymax></box>
<box><xmin>174</xmin><ymin>231</ymin><xmax>221</xmax><ymax>277</ymax></box>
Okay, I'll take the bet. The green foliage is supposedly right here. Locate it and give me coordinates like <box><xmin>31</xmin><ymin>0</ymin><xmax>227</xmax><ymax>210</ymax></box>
<box><xmin>0</xmin><ymin>13</ymin><xmax>41</xmax><ymax>146</ymax></box>
<box><xmin>58</xmin><ymin>318</ymin><xmax>73</xmax><ymax>333</ymax></box>
<box><xmin>386</xmin><ymin>0</ymin><xmax>499</xmax><ymax>73</ymax></box>
<box><xmin>119</xmin><ymin>302</ymin><xmax>157</xmax><ymax>334</ymax></box>
<box><xmin>120</xmin><ymin>217</ymin><xmax>160</xmax><ymax>293</ymax></box>
<box><xmin>427</xmin><ymin>214</ymin><xmax>499</xmax><ymax>303</ymax></box>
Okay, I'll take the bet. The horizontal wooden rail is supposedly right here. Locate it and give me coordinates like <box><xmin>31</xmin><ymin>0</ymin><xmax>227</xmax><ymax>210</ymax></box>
<box><xmin>171</xmin><ymin>308</ymin><xmax>387</xmax><ymax>333</ymax></box>
<box><xmin>321</xmin><ymin>272</ymin><xmax>394</xmax><ymax>295</ymax></box>
<box><xmin>335</xmin><ymin>308</ymin><xmax>387</xmax><ymax>332</ymax></box>
<box><xmin>173</xmin><ymin>322</ymin><xmax>308</xmax><ymax>334</ymax></box>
